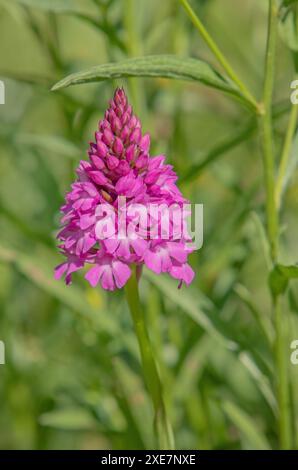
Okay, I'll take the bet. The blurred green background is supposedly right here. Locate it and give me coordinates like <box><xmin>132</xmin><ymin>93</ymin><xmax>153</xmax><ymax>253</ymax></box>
<box><xmin>0</xmin><ymin>0</ymin><xmax>298</xmax><ymax>450</ymax></box>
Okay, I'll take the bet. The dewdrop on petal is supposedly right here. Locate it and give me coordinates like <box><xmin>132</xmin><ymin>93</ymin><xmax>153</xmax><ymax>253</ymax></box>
<box><xmin>54</xmin><ymin>88</ymin><xmax>195</xmax><ymax>290</ymax></box>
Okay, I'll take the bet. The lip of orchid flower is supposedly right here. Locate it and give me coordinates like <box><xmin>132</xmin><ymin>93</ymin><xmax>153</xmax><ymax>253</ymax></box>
<box><xmin>84</xmin><ymin>251</ymin><xmax>131</xmax><ymax>290</ymax></box>
<box><xmin>55</xmin><ymin>87</ymin><xmax>195</xmax><ymax>290</ymax></box>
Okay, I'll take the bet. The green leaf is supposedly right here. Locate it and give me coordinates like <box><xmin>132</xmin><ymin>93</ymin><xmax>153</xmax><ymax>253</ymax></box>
<box><xmin>0</xmin><ymin>244</ymin><xmax>142</xmax><ymax>359</ymax></box>
<box><xmin>222</xmin><ymin>400</ymin><xmax>271</xmax><ymax>449</ymax></box>
<box><xmin>39</xmin><ymin>407</ymin><xmax>98</xmax><ymax>430</ymax></box>
<box><xmin>15</xmin><ymin>133</ymin><xmax>82</xmax><ymax>159</ymax></box>
<box><xmin>0</xmin><ymin>69</ymin><xmax>55</xmax><ymax>87</ymax></box>
<box><xmin>269</xmin><ymin>263</ymin><xmax>298</xmax><ymax>297</ymax></box>
<box><xmin>9</xmin><ymin>0</ymin><xmax>96</xmax><ymax>14</ymax></box>
<box><xmin>144</xmin><ymin>270</ymin><xmax>238</xmax><ymax>350</ymax></box>
<box><xmin>279</xmin><ymin>4</ymin><xmax>298</xmax><ymax>51</ymax></box>
<box><xmin>278</xmin><ymin>264</ymin><xmax>298</xmax><ymax>278</ymax></box>
<box><xmin>180</xmin><ymin>101</ymin><xmax>289</xmax><ymax>185</ymax></box>
<box><xmin>250</xmin><ymin>211</ymin><xmax>271</xmax><ymax>270</ymax></box>
<box><xmin>145</xmin><ymin>271</ymin><xmax>278</xmax><ymax>411</ymax></box>
<box><xmin>51</xmin><ymin>55</ymin><xmax>245</xmax><ymax>104</ymax></box>
<box><xmin>113</xmin><ymin>358</ymin><xmax>155</xmax><ymax>448</ymax></box>
<box><xmin>269</xmin><ymin>266</ymin><xmax>289</xmax><ymax>297</ymax></box>
<box><xmin>0</xmin><ymin>244</ymin><xmax>116</xmax><ymax>334</ymax></box>
<box><xmin>5</xmin><ymin>0</ymin><xmax>126</xmax><ymax>52</ymax></box>
<box><xmin>238</xmin><ymin>352</ymin><xmax>277</xmax><ymax>413</ymax></box>
<box><xmin>175</xmin><ymin>335</ymin><xmax>213</xmax><ymax>402</ymax></box>
<box><xmin>180</xmin><ymin>120</ymin><xmax>255</xmax><ymax>184</ymax></box>
<box><xmin>282</xmin><ymin>0</ymin><xmax>298</xmax><ymax>7</ymax></box>
<box><xmin>234</xmin><ymin>283</ymin><xmax>274</xmax><ymax>345</ymax></box>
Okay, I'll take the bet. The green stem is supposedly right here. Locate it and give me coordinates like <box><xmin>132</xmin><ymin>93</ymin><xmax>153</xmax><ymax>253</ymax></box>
<box><xmin>260</xmin><ymin>0</ymin><xmax>278</xmax><ymax>263</ymax></box>
<box><xmin>274</xmin><ymin>297</ymin><xmax>291</xmax><ymax>449</ymax></box>
<box><xmin>260</xmin><ymin>0</ymin><xmax>291</xmax><ymax>449</ymax></box>
<box><xmin>124</xmin><ymin>266</ymin><xmax>175</xmax><ymax>449</ymax></box>
<box><xmin>178</xmin><ymin>0</ymin><xmax>259</xmax><ymax>113</ymax></box>
<box><xmin>275</xmin><ymin>96</ymin><xmax>298</xmax><ymax>210</ymax></box>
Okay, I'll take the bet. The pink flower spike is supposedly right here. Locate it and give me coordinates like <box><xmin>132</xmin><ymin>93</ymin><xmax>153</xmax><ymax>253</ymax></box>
<box><xmin>54</xmin><ymin>87</ymin><xmax>195</xmax><ymax>290</ymax></box>
<box><xmin>140</xmin><ymin>133</ymin><xmax>150</xmax><ymax>153</ymax></box>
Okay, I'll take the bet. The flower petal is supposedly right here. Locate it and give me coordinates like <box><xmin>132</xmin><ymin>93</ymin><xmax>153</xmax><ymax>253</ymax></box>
<box><xmin>85</xmin><ymin>265</ymin><xmax>102</xmax><ymax>287</ymax></box>
<box><xmin>112</xmin><ymin>261</ymin><xmax>131</xmax><ymax>288</ymax></box>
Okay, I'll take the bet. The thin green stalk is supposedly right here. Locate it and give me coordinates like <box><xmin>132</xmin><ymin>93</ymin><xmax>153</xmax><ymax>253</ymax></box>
<box><xmin>178</xmin><ymin>0</ymin><xmax>259</xmax><ymax>113</ymax></box>
<box><xmin>275</xmin><ymin>97</ymin><xmax>298</xmax><ymax>210</ymax></box>
<box><xmin>260</xmin><ymin>0</ymin><xmax>291</xmax><ymax>449</ymax></box>
<box><xmin>260</xmin><ymin>0</ymin><xmax>278</xmax><ymax>263</ymax></box>
<box><xmin>273</xmin><ymin>297</ymin><xmax>291</xmax><ymax>449</ymax></box>
<box><xmin>124</xmin><ymin>267</ymin><xmax>175</xmax><ymax>449</ymax></box>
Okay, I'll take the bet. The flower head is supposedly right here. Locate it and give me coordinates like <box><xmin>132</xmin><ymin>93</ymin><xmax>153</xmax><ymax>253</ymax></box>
<box><xmin>55</xmin><ymin>88</ymin><xmax>195</xmax><ymax>290</ymax></box>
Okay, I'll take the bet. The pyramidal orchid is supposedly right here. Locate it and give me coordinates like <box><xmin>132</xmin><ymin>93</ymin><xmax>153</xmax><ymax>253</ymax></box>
<box><xmin>54</xmin><ymin>88</ymin><xmax>195</xmax><ymax>291</ymax></box>
<box><xmin>54</xmin><ymin>87</ymin><xmax>198</xmax><ymax>449</ymax></box>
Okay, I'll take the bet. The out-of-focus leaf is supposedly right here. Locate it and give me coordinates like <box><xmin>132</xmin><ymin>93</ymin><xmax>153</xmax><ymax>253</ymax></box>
<box><xmin>181</xmin><ymin>101</ymin><xmax>289</xmax><ymax>185</ymax></box>
<box><xmin>234</xmin><ymin>283</ymin><xmax>274</xmax><ymax>345</ymax></box>
<box><xmin>113</xmin><ymin>358</ymin><xmax>155</xmax><ymax>448</ymax></box>
<box><xmin>222</xmin><ymin>400</ymin><xmax>271</xmax><ymax>449</ymax></box>
<box><xmin>175</xmin><ymin>335</ymin><xmax>212</xmax><ymax>402</ymax></box>
<box><xmin>145</xmin><ymin>270</ymin><xmax>238</xmax><ymax>350</ymax></box>
<box><xmin>282</xmin><ymin>1</ymin><xmax>298</xmax><ymax>9</ymax></box>
<box><xmin>51</xmin><ymin>55</ymin><xmax>247</xmax><ymax>105</ymax></box>
<box><xmin>9</xmin><ymin>0</ymin><xmax>96</xmax><ymax>14</ymax></box>
<box><xmin>145</xmin><ymin>270</ymin><xmax>278</xmax><ymax>411</ymax></box>
<box><xmin>289</xmin><ymin>287</ymin><xmax>298</xmax><ymax>312</ymax></box>
<box><xmin>39</xmin><ymin>407</ymin><xmax>97</xmax><ymax>430</ymax></box>
<box><xmin>279</xmin><ymin>4</ymin><xmax>298</xmax><ymax>51</ymax></box>
<box><xmin>15</xmin><ymin>133</ymin><xmax>82</xmax><ymax>159</ymax></box>
<box><xmin>3</xmin><ymin>0</ymin><xmax>125</xmax><ymax>52</ymax></box>
<box><xmin>238</xmin><ymin>352</ymin><xmax>277</xmax><ymax>414</ymax></box>
<box><xmin>269</xmin><ymin>267</ymin><xmax>289</xmax><ymax>297</ymax></box>
<box><xmin>0</xmin><ymin>244</ymin><xmax>116</xmax><ymax>334</ymax></box>
<box><xmin>0</xmin><ymin>70</ymin><xmax>55</xmax><ymax>88</ymax></box>
<box><xmin>181</xmin><ymin>121</ymin><xmax>255</xmax><ymax>184</ymax></box>
<box><xmin>250</xmin><ymin>212</ymin><xmax>271</xmax><ymax>269</ymax></box>
<box><xmin>269</xmin><ymin>263</ymin><xmax>298</xmax><ymax>297</ymax></box>
<box><xmin>279</xmin><ymin>264</ymin><xmax>298</xmax><ymax>278</ymax></box>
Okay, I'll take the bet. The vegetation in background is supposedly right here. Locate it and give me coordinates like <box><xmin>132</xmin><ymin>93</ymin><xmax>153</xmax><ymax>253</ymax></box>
<box><xmin>0</xmin><ymin>0</ymin><xmax>298</xmax><ymax>450</ymax></box>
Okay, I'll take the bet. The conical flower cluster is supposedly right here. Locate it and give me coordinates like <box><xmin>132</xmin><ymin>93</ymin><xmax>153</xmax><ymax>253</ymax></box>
<box><xmin>55</xmin><ymin>88</ymin><xmax>195</xmax><ymax>290</ymax></box>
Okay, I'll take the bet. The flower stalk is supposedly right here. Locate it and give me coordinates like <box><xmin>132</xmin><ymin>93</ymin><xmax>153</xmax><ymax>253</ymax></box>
<box><xmin>124</xmin><ymin>266</ymin><xmax>175</xmax><ymax>449</ymax></box>
<box><xmin>273</xmin><ymin>296</ymin><xmax>291</xmax><ymax>449</ymax></box>
<box><xmin>178</xmin><ymin>0</ymin><xmax>259</xmax><ymax>113</ymax></box>
<box><xmin>260</xmin><ymin>0</ymin><xmax>291</xmax><ymax>449</ymax></box>
<box><xmin>260</xmin><ymin>0</ymin><xmax>279</xmax><ymax>263</ymax></box>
